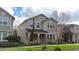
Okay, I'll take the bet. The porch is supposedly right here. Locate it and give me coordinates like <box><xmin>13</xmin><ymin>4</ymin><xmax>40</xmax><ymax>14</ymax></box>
<box><xmin>26</xmin><ymin>29</ymin><xmax>48</xmax><ymax>44</ymax></box>
<box><xmin>28</xmin><ymin>33</ymin><xmax>48</xmax><ymax>44</ymax></box>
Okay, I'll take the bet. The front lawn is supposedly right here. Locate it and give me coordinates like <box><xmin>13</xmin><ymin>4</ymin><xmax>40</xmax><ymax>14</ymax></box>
<box><xmin>0</xmin><ymin>44</ymin><xmax>79</xmax><ymax>51</ymax></box>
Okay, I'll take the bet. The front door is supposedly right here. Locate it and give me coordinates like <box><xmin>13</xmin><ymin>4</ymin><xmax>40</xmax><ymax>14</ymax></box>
<box><xmin>40</xmin><ymin>34</ymin><xmax>46</xmax><ymax>44</ymax></box>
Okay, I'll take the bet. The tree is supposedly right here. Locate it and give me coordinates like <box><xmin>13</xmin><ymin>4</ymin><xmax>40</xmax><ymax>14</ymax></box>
<box><xmin>6</xmin><ymin>29</ymin><xmax>21</xmax><ymax>42</ymax></box>
<box><xmin>29</xmin><ymin>17</ymin><xmax>35</xmax><ymax>41</ymax></box>
<box><xmin>54</xmin><ymin>11</ymin><xmax>72</xmax><ymax>43</ymax></box>
<box><xmin>58</xmin><ymin>12</ymin><xmax>71</xmax><ymax>24</ymax></box>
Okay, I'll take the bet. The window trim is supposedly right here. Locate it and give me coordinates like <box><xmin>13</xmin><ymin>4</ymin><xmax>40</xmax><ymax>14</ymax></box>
<box><xmin>0</xmin><ymin>17</ymin><xmax>8</xmax><ymax>26</ymax></box>
<box><xmin>50</xmin><ymin>34</ymin><xmax>52</xmax><ymax>39</ymax></box>
<box><xmin>37</xmin><ymin>23</ymin><xmax>40</xmax><ymax>28</ymax></box>
<box><xmin>53</xmin><ymin>34</ymin><xmax>55</xmax><ymax>39</ymax></box>
<box><xmin>0</xmin><ymin>32</ymin><xmax>8</xmax><ymax>40</ymax></box>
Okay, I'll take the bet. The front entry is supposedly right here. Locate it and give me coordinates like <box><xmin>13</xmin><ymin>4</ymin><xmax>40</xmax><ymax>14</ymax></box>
<box><xmin>40</xmin><ymin>34</ymin><xmax>46</xmax><ymax>44</ymax></box>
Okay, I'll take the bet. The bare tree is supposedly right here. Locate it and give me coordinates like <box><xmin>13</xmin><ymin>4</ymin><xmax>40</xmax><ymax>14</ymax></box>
<box><xmin>52</xmin><ymin>11</ymin><xmax>72</xmax><ymax>43</ymax></box>
<box><xmin>58</xmin><ymin>12</ymin><xmax>71</xmax><ymax>24</ymax></box>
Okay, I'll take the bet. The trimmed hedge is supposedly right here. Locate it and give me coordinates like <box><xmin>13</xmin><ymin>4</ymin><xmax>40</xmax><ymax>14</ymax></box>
<box><xmin>0</xmin><ymin>42</ymin><xmax>20</xmax><ymax>48</ymax></box>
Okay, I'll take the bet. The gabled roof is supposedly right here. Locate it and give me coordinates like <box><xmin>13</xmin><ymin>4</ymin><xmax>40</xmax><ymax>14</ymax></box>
<box><xmin>18</xmin><ymin>14</ymin><xmax>48</xmax><ymax>27</ymax></box>
<box><xmin>18</xmin><ymin>14</ymin><xmax>58</xmax><ymax>27</ymax></box>
<box><xmin>42</xmin><ymin>17</ymin><xmax>58</xmax><ymax>23</ymax></box>
<box><xmin>0</xmin><ymin>7</ymin><xmax>15</xmax><ymax>20</ymax></box>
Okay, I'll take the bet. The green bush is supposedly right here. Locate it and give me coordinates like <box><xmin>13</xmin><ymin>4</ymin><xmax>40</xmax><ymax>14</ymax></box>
<box><xmin>41</xmin><ymin>45</ymin><xmax>47</xmax><ymax>51</ymax></box>
<box><xmin>27</xmin><ymin>48</ymin><xmax>32</xmax><ymax>51</ymax></box>
<box><xmin>54</xmin><ymin>47</ymin><xmax>62</xmax><ymax>51</ymax></box>
<box><xmin>0</xmin><ymin>42</ymin><xmax>19</xmax><ymax>48</ymax></box>
<box><xmin>6</xmin><ymin>35</ymin><xmax>21</xmax><ymax>42</ymax></box>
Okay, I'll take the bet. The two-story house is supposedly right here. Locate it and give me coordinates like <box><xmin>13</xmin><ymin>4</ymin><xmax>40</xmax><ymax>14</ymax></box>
<box><xmin>0</xmin><ymin>7</ymin><xmax>15</xmax><ymax>42</ymax></box>
<box><xmin>57</xmin><ymin>24</ymin><xmax>79</xmax><ymax>43</ymax></box>
<box><xmin>68</xmin><ymin>24</ymin><xmax>79</xmax><ymax>43</ymax></box>
<box><xmin>17</xmin><ymin>14</ymin><xmax>58</xmax><ymax>45</ymax></box>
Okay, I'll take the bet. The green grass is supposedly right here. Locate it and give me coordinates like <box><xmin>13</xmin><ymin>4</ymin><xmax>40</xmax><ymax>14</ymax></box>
<box><xmin>0</xmin><ymin>44</ymin><xmax>79</xmax><ymax>51</ymax></box>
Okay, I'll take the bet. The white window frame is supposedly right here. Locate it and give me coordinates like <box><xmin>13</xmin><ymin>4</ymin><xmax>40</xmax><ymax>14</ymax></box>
<box><xmin>0</xmin><ymin>17</ymin><xmax>9</xmax><ymax>26</ymax></box>
<box><xmin>0</xmin><ymin>32</ymin><xmax>8</xmax><ymax>41</ymax></box>
<box><xmin>37</xmin><ymin>23</ymin><xmax>40</xmax><ymax>28</ymax></box>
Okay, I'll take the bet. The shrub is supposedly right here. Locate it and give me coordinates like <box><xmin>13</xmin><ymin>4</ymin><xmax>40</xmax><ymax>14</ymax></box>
<box><xmin>54</xmin><ymin>47</ymin><xmax>62</xmax><ymax>51</ymax></box>
<box><xmin>6</xmin><ymin>35</ymin><xmax>21</xmax><ymax>43</ymax></box>
<box><xmin>42</xmin><ymin>45</ymin><xmax>47</xmax><ymax>51</ymax></box>
<box><xmin>27</xmin><ymin>48</ymin><xmax>32</xmax><ymax>51</ymax></box>
<box><xmin>0</xmin><ymin>42</ymin><xmax>19</xmax><ymax>48</ymax></box>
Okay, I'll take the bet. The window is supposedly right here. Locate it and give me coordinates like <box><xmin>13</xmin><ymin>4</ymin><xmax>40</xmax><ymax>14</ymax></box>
<box><xmin>47</xmin><ymin>34</ymin><xmax>49</xmax><ymax>39</ymax></box>
<box><xmin>47</xmin><ymin>23</ymin><xmax>53</xmax><ymax>29</ymax></box>
<box><xmin>0</xmin><ymin>32</ymin><xmax>8</xmax><ymax>40</ymax></box>
<box><xmin>37</xmin><ymin>23</ymin><xmax>40</xmax><ymax>28</ymax></box>
<box><xmin>50</xmin><ymin>25</ymin><xmax>52</xmax><ymax>28</ymax></box>
<box><xmin>3</xmin><ymin>32</ymin><xmax>8</xmax><ymax>40</ymax></box>
<box><xmin>40</xmin><ymin>16</ymin><xmax>44</xmax><ymax>19</ymax></box>
<box><xmin>0</xmin><ymin>17</ymin><xmax>8</xmax><ymax>25</ymax></box>
<box><xmin>53</xmin><ymin>34</ymin><xmax>55</xmax><ymax>39</ymax></box>
<box><xmin>3</xmin><ymin>21</ymin><xmax>7</xmax><ymax>25</ymax></box>
<box><xmin>47</xmin><ymin>23</ymin><xmax>50</xmax><ymax>28</ymax></box>
<box><xmin>50</xmin><ymin>34</ymin><xmax>52</xmax><ymax>39</ymax></box>
<box><xmin>30</xmin><ymin>25</ymin><xmax>33</xmax><ymax>27</ymax></box>
<box><xmin>3</xmin><ymin>32</ymin><xmax>7</xmax><ymax>36</ymax></box>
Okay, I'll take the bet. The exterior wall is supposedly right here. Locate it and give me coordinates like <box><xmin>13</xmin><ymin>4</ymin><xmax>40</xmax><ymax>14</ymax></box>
<box><xmin>0</xmin><ymin>9</ymin><xmax>13</xmax><ymax>32</ymax></box>
<box><xmin>25</xmin><ymin>16</ymin><xmax>47</xmax><ymax>29</ymax></box>
<box><xmin>18</xmin><ymin>14</ymin><xmax>58</xmax><ymax>44</ymax></box>
<box><xmin>0</xmin><ymin>8</ymin><xmax>14</xmax><ymax>41</ymax></box>
<box><xmin>43</xmin><ymin>19</ymin><xmax>57</xmax><ymax>43</ymax></box>
<box><xmin>57</xmin><ymin>24</ymin><xmax>79</xmax><ymax>43</ymax></box>
<box><xmin>71</xmin><ymin>25</ymin><xmax>79</xmax><ymax>43</ymax></box>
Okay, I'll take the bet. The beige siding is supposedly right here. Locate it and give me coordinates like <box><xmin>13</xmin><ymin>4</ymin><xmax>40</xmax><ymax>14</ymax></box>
<box><xmin>0</xmin><ymin>8</ymin><xmax>14</xmax><ymax>41</ymax></box>
<box><xmin>0</xmin><ymin>8</ymin><xmax>13</xmax><ymax>32</ymax></box>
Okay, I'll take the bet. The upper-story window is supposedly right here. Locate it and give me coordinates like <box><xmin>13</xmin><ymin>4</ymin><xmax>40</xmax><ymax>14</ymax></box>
<box><xmin>47</xmin><ymin>23</ymin><xmax>53</xmax><ymax>29</ymax></box>
<box><xmin>50</xmin><ymin>25</ymin><xmax>52</xmax><ymax>28</ymax></box>
<box><xmin>47</xmin><ymin>23</ymin><xmax>50</xmax><ymax>28</ymax></box>
<box><xmin>30</xmin><ymin>24</ymin><xmax>33</xmax><ymax>27</ymax></box>
<box><xmin>3</xmin><ymin>20</ymin><xmax>7</xmax><ymax>25</ymax></box>
<box><xmin>39</xmin><ymin>16</ymin><xmax>45</xmax><ymax>19</ymax></box>
<box><xmin>37</xmin><ymin>23</ymin><xmax>40</xmax><ymax>28</ymax></box>
<box><xmin>0</xmin><ymin>17</ymin><xmax>8</xmax><ymax>26</ymax></box>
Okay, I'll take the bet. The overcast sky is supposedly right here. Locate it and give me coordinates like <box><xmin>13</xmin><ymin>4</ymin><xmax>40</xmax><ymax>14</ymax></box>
<box><xmin>1</xmin><ymin>0</ymin><xmax>79</xmax><ymax>26</ymax></box>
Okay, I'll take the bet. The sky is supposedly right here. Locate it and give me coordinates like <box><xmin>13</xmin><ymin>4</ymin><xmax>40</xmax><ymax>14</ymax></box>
<box><xmin>1</xmin><ymin>0</ymin><xmax>79</xmax><ymax>26</ymax></box>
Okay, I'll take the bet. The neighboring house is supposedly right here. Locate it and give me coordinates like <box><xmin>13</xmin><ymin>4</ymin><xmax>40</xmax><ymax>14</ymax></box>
<box><xmin>17</xmin><ymin>14</ymin><xmax>58</xmax><ymax>45</ymax></box>
<box><xmin>68</xmin><ymin>24</ymin><xmax>79</xmax><ymax>43</ymax></box>
<box><xmin>0</xmin><ymin>7</ymin><xmax>15</xmax><ymax>42</ymax></box>
<box><xmin>57</xmin><ymin>24</ymin><xmax>79</xmax><ymax>43</ymax></box>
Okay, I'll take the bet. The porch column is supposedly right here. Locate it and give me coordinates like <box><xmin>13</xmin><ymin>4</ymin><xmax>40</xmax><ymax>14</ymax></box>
<box><xmin>38</xmin><ymin>34</ymin><xmax>40</xmax><ymax>44</ymax></box>
<box><xmin>28</xmin><ymin>33</ymin><xmax>30</xmax><ymax>42</ymax></box>
<box><xmin>46</xmin><ymin>34</ymin><xmax>48</xmax><ymax>44</ymax></box>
